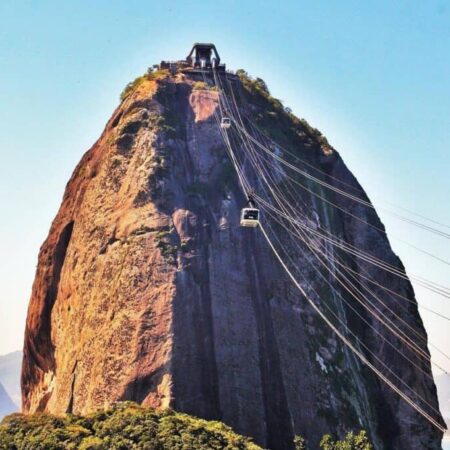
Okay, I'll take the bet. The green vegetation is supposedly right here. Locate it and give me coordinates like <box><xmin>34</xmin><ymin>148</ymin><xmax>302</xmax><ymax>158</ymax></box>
<box><xmin>154</xmin><ymin>83</ymin><xmax>181</xmax><ymax>139</ymax></box>
<box><xmin>320</xmin><ymin>430</ymin><xmax>373</xmax><ymax>450</ymax></box>
<box><xmin>180</xmin><ymin>239</ymin><xmax>190</xmax><ymax>253</ymax></box>
<box><xmin>294</xmin><ymin>431</ymin><xmax>373</xmax><ymax>450</ymax></box>
<box><xmin>235</xmin><ymin>69</ymin><xmax>331</xmax><ymax>154</ymax></box>
<box><xmin>193</xmin><ymin>81</ymin><xmax>208</xmax><ymax>90</ymax></box>
<box><xmin>294</xmin><ymin>435</ymin><xmax>307</xmax><ymax>450</ymax></box>
<box><xmin>0</xmin><ymin>401</ymin><xmax>373</xmax><ymax>450</ymax></box>
<box><xmin>120</xmin><ymin>69</ymin><xmax>169</xmax><ymax>101</ymax></box>
<box><xmin>192</xmin><ymin>80</ymin><xmax>218</xmax><ymax>91</ymax></box>
<box><xmin>147</xmin><ymin>112</ymin><xmax>177</xmax><ymax>140</ymax></box>
<box><xmin>154</xmin><ymin>230</ymin><xmax>178</xmax><ymax>264</ymax></box>
<box><xmin>120</xmin><ymin>76</ymin><xmax>145</xmax><ymax>101</ymax></box>
<box><xmin>0</xmin><ymin>402</ymin><xmax>261</xmax><ymax>450</ymax></box>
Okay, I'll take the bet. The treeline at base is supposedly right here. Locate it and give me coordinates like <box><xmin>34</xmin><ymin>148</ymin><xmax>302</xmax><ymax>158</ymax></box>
<box><xmin>0</xmin><ymin>402</ymin><xmax>373</xmax><ymax>450</ymax></box>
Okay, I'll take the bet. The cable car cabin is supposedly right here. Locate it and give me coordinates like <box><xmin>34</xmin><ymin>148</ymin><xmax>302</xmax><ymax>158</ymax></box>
<box><xmin>221</xmin><ymin>117</ymin><xmax>231</xmax><ymax>129</ymax></box>
<box><xmin>240</xmin><ymin>207</ymin><xmax>260</xmax><ymax>227</ymax></box>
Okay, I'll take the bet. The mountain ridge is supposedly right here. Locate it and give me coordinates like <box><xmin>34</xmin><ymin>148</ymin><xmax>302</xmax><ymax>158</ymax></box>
<box><xmin>0</xmin><ymin>350</ymin><xmax>22</xmax><ymax>409</ymax></box>
<box><xmin>0</xmin><ymin>381</ymin><xmax>17</xmax><ymax>418</ymax></box>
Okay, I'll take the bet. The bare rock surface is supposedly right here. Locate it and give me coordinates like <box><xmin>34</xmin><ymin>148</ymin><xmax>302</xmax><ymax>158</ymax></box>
<box><xmin>22</xmin><ymin>70</ymin><xmax>443</xmax><ymax>450</ymax></box>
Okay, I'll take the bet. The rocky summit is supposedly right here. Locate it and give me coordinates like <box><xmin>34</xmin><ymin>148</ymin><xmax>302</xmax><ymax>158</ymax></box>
<box><xmin>21</xmin><ymin>63</ymin><xmax>443</xmax><ymax>450</ymax></box>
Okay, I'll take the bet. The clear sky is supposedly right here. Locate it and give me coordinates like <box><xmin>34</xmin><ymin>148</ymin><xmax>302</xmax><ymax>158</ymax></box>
<box><xmin>0</xmin><ymin>0</ymin><xmax>448</xmax><ymax>384</ymax></box>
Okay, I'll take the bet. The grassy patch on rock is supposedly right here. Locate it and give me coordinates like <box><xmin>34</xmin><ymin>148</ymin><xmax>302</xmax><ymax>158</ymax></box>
<box><xmin>120</xmin><ymin>69</ymin><xmax>170</xmax><ymax>101</ymax></box>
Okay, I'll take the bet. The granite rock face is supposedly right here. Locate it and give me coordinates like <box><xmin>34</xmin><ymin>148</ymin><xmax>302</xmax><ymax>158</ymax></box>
<box><xmin>22</xmin><ymin>70</ymin><xmax>443</xmax><ymax>449</ymax></box>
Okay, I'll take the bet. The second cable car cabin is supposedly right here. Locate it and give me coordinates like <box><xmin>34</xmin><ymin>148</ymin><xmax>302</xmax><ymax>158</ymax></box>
<box><xmin>240</xmin><ymin>207</ymin><xmax>259</xmax><ymax>227</ymax></box>
<box><xmin>240</xmin><ymin>194</ymin><xmax>260</xmax><ymax>227</ymax></box>
<box><xmin>221</xmin><ymin>117</ymin><xmax>231</xmax><ymax>129</ymax></box>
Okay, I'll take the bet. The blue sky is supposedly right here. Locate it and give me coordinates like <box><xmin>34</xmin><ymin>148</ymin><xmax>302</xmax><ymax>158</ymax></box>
<box><xmin>0</xmin><ymin>0</ymin><xmax>449</xmax><ymax>382</ymax></box>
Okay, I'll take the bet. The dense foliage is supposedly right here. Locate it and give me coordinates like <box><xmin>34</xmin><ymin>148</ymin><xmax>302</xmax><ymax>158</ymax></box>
<box><xmin>0</xmin><ymin>402</ymin><xmax>261</xmax><ymax>450</ymax></box>
<box><xmin>0</xmin><ymin>401</ymin><xmax>373</xmax><ymax>449</ymax></box>
<box><xmin>320</xmin><ymin>430</ymin><xmax>373</xmax><ymax>450</ymax></box>
<box><xmin>294</xmin><ymin>431</ymin><xmax>373</xmax><ymax>450</ymax></box>
<box><xmin>235</xmin><ymin>69</ymin><xmax>332</xmax><ymax>155</ymax></box>
<box><xmin>120</xmin><ymin>68</ymin><xmax>169</xmax><ymax>101</ymax></box>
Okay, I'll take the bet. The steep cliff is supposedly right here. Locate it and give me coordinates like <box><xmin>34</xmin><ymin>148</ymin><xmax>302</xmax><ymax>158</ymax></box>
<box><xmin>22</xmin><ymin>67</ymin><xmax>443</xmax><ymax>450</ymax></box>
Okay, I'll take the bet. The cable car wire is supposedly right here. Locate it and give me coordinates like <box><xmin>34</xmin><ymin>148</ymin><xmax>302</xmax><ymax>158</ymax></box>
<box><xmin>232</xmin><ymin>129</ymin><xmax>449</xmax><ymax>371</ymax></box>
<box><xmin>241</xmin><ymin>109</ymin><xmax>450</xmax><ymax>232</ymax></box>
<box><xmin>210</xmin><ymin>68</ymin><xmax>447</xmax><ymax>432</ymax></box>
<box><xmin>237</xmin><ymin>134</ymin><xmax>450</xmax><ymax>326</ymax></box>
<box><xmin>247</xmin><ymin>132</ymin><xmax>450</xmax><ymax>266</ymax></box>
<box><xmin>216</xmin><ymin>76</ymin><xmax>450</xmax><ymax>370</ymax></box>
<box><xmin>219</xmin><ymin>75</ymin><xmax>450</xmax><ymax>240</ymax></box>
<box><xmin>218</xmin><ymin>74</ymin><xmax>450</xmax><ymax>295</ymax></box>
<box><xmin>260</xmin><ymin>223</ymin><xmax>446</xmax><ymax>433</ymax></box>
<box><xmin>235</xmin><ymin>119</ymin><xmax>450</xmax><ymax>240</ymax></box>
<box><xmin>262</xmin><ymin>213</ymin><xmax>444</xmax><ymax>416</ymax></box>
